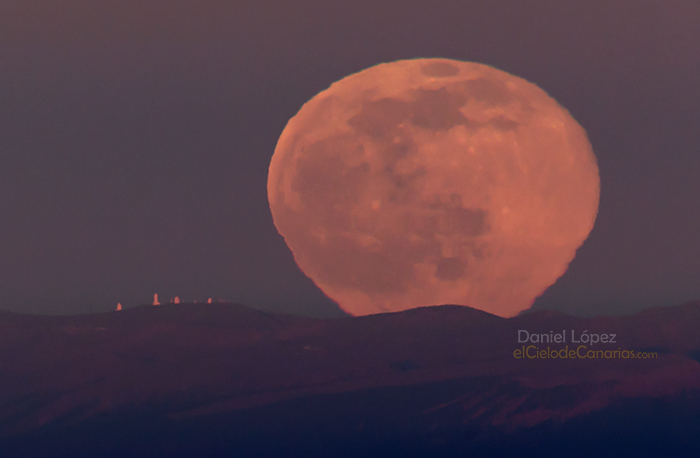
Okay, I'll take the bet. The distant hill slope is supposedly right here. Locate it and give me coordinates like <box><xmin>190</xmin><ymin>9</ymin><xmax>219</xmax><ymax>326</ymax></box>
<box><xmin>1</xmin><ymin>301</ymin><xmax>699</xmax><ymax>457</ymax></box>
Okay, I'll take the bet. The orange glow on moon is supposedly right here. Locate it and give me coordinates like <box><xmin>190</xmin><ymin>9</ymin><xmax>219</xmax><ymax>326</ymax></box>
<box><xmin>268</xmin><ymin>58</ymin><xmax>600</xmax><ymax>317</ymax></box>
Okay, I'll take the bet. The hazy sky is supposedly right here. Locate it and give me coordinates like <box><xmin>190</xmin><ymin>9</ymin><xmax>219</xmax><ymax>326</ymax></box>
<box><xmin>1</xmin><ymin>0</ymin><xmax>698</xmax><ymax>317</ymax></box>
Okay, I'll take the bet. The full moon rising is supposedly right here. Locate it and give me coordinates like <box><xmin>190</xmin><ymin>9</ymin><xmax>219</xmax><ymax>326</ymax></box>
<box><xmin>267</xmin><ymin>58</ymin><xmax>600</xmax><ymax>317</ymax></box>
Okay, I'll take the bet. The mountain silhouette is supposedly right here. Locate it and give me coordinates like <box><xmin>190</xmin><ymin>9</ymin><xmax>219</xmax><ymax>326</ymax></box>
<box><xmin>1</xmin><ymin>301</ymin><xmax>699</xmax><ymax>457</ymax></box>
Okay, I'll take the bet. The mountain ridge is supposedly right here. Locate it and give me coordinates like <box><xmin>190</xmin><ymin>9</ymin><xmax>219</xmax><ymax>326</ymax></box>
<box><xmin>1</xmin><ymin>301</ymin><xmax>699</xmax><ymax>456</ymax></box>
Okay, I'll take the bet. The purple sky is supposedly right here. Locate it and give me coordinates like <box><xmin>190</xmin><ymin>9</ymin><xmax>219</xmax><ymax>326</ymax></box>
<box><xmin>1</xmin><ymin>0</ymin><xmax>699</xmax><ymax>317</ymax></box>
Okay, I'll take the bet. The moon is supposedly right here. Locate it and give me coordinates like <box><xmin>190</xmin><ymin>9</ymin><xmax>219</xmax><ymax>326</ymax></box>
<box><xmin>268</xmin><ymin>58</ymin><xmax>599</xmax><ymax>317</ymax></box>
